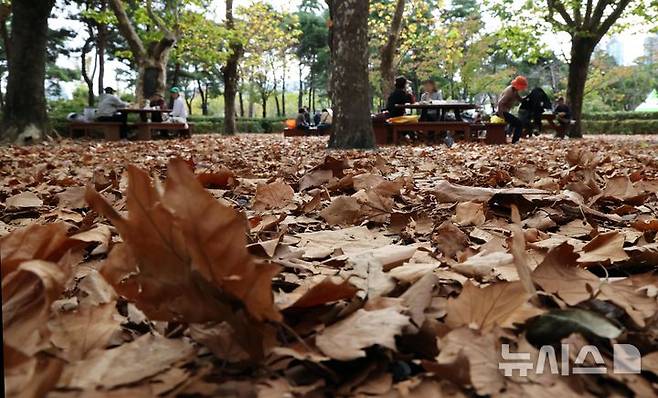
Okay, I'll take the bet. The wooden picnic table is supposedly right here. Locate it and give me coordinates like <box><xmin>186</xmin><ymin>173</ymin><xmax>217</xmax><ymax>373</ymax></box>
<box><xmin>120</xmin><ymin>108</ymin><xmax>172</xmax><ymax>122</ymax></box>
<box><xmin>396</xmin><ymin>101</ymin><xmax>477</xmax><ymax>121</ymax></box>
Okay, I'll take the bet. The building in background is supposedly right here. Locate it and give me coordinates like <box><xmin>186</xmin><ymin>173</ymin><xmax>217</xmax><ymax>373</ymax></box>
<box><xmin>606</xmin><ymin>36</ymin><xmax>624</xmax><ymax>65</ymax></box>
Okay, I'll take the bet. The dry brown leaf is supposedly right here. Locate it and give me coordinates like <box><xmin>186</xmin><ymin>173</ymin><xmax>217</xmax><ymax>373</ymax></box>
<box><xmin>319</xmin><ymin>195</ymin><xmax>363</xmax><ymax>226</ymax></box>
<box><xmin>253</xmin><ymin>180</ymin><xmax>295</xmax><ymax>211</ymax></box>
<box><xmin>57</xmin><ymin>333</ymin><xmax>195</xmax><ymax>390</ymax></box>
<box><xmin>3</xmin><ymin>259</ymin><xmax>73</xmax><ymax>358</ymax></box>
<box><xmin>436</xmin><ymin>327</ymin><xmax>505</xmax><ymax>396</ymax></box>
<box><xmin>56</xmin><ymin>186</ymin><xmax>87</xmax><ymax>209</ymax></box>
<box><xmin>1</xmin><ymin>223</ymin><xmax>80</xmax><ymax>276</ymax></box>
<box><xmin>278</xmin><ymin>275</ymin><xmax>359</xmax><ymax>309</ymax></box>
<box><xmin>445</xmin><ymin>281</ymin><xmax>535</xmax><ymax>331</ymax></box>
<box><xmin>316</xmin><ymin>306</ymin><xmax>410</xmax><ymax>360</ymax></box>
<box><xmin>86</xmin><ymin>159</ymin><xmax>281</xmax><ymax>324</ymax></box>
<box><xmin>453</xmin><ymin>201</ymin><xmax>486</xmax><ymax>226</ymax></box>
<box><xmin>578</xmin><ymin>231</ymin><xmax>630</xmax><ymax>263</ymax></box>
<box><xmin>432</xmin><ymin>221</ymin><xmax>469</xmax><ymax>259</ymax></box>
<box><xmin>6</xmin><ymin>191</ymin><xmax>43</xmax><ymax>209</ymax></box>
<box><xmin>532</xmin><ymin>243</ymin><xmax>599</xmax><ymax>305</ymax></box>
<box><xmin>48</xmin><ymin>303</ymin><xmax>123</xmax><ymax>361</ymax></box>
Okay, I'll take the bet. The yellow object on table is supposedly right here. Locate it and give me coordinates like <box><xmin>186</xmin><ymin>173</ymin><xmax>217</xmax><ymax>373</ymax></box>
<box><xmin>387</xmin><ymin>115</ymin><xmax>420</xmax><ymax>124</ymax></box>
<box><xmin>490</xmin><ymin>115</ymin><xmax>505</xmax><ymax>124</ymax></box>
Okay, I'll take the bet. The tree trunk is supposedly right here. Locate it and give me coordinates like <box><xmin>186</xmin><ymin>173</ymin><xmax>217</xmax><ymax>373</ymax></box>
<box><xmin>567</xmin><ymin>37</ymin><xmax>596</xmax><ymax>138</ymax></box>
<box><xmin>298</xmin><ymin>63</ymin><xmax>303</xmax><ymax>109</ymax></box>
<box><xmin>108</xmin><ymin>0</ymin><xmax>175</xmax><ymax>105</ymax></box>
<box><xmin>281</xmin><ymin>60</ymin><xmax>286</xmax><ymax>116</ymax></box>
<box><xmin>379</xmin><ymin>0</ymin><xmax>406</xmax><ymax>101</ymax></box>
<box><xmin>1</xmin><ymin>0</ymin><xmax>54</xmax><ymax>144</ymax></box>
<box><xmin>96</xmin><ymin>1</ymin><xmax>107</xmax><ymax>95</ymax></box>
<box><xmin>239</xmin><ymin>88</ymin><xmax>245</xmax><ymax>117</ymax></box>
<box><xmin>327</xmin><ymin>0</ymin><xmax>375</xmax><ymax>149</ymax></box>
<box><xmin>261</xmin><ymin>91</ymin><xmax>267</xmax><ymax>118</ymax></box>
<box><xmin>275</xmin><ymin>95</ymin><xmax>281</xmax><ymax>117</ymax></box>
<box><xmin>198</xmin><ymin>80</ymin><xmax>209</xmax><ymax>116</ymax></box>
<box><xmin>308</xmin><ymin>64</ymin><xmax>313</xmax><ymax>109</ymax></box>
<box><xmin>81</xmin><ymin>36</ymin><xmax>96</xmax><ymax>106</ymax></box>
<box><xmin>223</xmin><ymin>0</ymin><xmax>242</xmax><ymax>134</ymax></box>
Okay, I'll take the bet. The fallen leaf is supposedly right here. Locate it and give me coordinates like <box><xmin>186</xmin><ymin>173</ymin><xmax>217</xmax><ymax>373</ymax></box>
<box><xmin>253</xmin><ymin>180</ymin><xmax>295</xmax><ymax>211</ymax></box>
<box><xmin>316</xmin><ymin>306</ymin><xmax>410</xmax><ymax>360</ymax></box>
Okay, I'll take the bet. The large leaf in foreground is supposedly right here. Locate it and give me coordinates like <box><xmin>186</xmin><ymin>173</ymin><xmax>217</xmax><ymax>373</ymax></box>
<box><xmin>86</xmin><ymin>158</ymin><xmax>281</xmax><ymax>323</ymax></box>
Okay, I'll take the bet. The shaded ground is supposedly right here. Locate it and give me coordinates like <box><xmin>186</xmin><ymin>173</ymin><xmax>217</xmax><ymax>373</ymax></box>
<box><xmin>2</xmin><ymin>134</ymin><xmax>658</xmax><ymax>397</ymax></box>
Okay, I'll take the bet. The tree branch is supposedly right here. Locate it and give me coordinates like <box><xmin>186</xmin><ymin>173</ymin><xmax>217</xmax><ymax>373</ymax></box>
<box><xmin>589</xmin><ymin>0</ymin><xmax>612</xmax><ymax>27</ymax></box>
<box><xmin>597</xmin><ymin>0</ymin><xmax>632</xmax><ymax>36</ymax></box>
<box><xmin>547</xmin><ymin>0</ymin><xmax>576</xmax><ymax>27</ymax></box>
<box><xmin>108</xmin><ymin>0</ymin><xmax>146</xmax><ymax>61</ymax></box>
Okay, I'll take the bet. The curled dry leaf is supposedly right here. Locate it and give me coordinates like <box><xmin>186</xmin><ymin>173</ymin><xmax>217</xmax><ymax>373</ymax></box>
<box><xmin>278</xmin><ymin>275</ymin><xmax>359</xmax><ymax>310</ymax></box>
<box><xmin>578</xmin><ymin>231</ymin><xmax>630</xmax><ymax>263</ymax></box>
<box><xmin>86</xmin><ymin>158</ymin><xmax>281</xmax><ymax>324</ymax></box>
<box><xmin>3</xmin><ymin>259</ymin><xmax>73</xmax><ymax>358</ymax></box>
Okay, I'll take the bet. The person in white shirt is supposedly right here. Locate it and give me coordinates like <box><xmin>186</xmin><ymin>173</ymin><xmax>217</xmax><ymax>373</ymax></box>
<box><xmin>168</xmin><ymin>87</ymin><xmax>188</xmax><ymax>124</ymax></box>
<box><xmin>96</xmin><ymin>87</ymin><xmax>129</xmax><ymax>138</ymax></box>
<box><xmin>317</xmin><ymin>108</ymin><xmax>332</xmax><ymax>133</ymax></box>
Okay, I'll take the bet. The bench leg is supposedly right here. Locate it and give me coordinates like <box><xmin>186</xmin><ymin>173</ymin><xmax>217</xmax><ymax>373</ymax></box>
<box><xmin>137</xmin><ymin>125</ymin><xmax>152</xmax><ymax>141</ymax></box>
<box><xmin>104</xmin><ymin>127</ymin><xmax>121</xmax><ymax>141</ymax></box>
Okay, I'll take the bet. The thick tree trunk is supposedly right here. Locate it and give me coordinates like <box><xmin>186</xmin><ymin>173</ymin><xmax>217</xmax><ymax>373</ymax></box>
<box><xmin>327</xmin><ymin>0</ymin><xmax>375</xmax><ymax>149</ymax></box>
<box><xmin>379</xmin><ymin>0</ymin><xmax>406</xmax><ymax>101</ymax></box>
<box><xmin>223</xmin><ymin>0</ymin><xmax>242</xmax><ymax>134</ymax></box>
<box><xmin>1</xmin><ymin>0</ymin><xmax>55</xmax><ymax>144</ymax></box>
<box><xmin>567</xmin><ymin>37</ymin><xmax>596</xmax><ymax>138</ymax></box>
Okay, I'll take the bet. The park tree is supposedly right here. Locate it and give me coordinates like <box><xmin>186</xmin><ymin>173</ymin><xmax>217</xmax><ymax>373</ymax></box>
<box><xmin>378</xmin><ymin>0</ymin><xmax>406</xmax><ymax>100</ymax></box>
<box><xmin>326</xmin><ymin>0</ymin><xmax>375</xmax><ymax>149</ymax></box>
<box><xmin>223</xmin><ymin>0</ymin><xmax>243</xmax><ymax>134</ymax></box>
<box><xmin>107</xmin><ymin>0</ymin><xmax>183</xmax><ymax>105</ymax></box>
<box><xmin>1</xmin><ymin>0</ymin><xmax>55</xmax><ymax>144</ymax></box>
<box><xmin>295</xmin><ymin>9</ymin><xmax>329</xmax><ymax>111</ymax></box>
<box><xmin>239</xmin><ymin>1</ymin><xmax>300</xmax><ymax>118</ymax></box>
<box><xmin>543</xmin><ymin>0</ymin><xmax>638</xmax><ymax>136</ymax></box>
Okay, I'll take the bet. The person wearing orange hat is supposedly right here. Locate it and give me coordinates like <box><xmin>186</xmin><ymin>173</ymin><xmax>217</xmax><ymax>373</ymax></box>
<box><xmin>496</xmin><ymin>76</ymin><xmax>528</xmax><ymax>143</ymax></box>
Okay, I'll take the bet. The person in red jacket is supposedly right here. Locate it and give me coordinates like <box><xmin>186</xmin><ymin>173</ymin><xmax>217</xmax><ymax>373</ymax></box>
<box><xmin>496</xmin><ymin>76</ymin><xmax>528</xmax><ymax>144</ymax></box>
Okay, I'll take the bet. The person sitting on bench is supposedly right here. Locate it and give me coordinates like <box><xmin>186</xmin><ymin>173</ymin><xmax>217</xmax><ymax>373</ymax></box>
<box><xmin>96</xmin><ymin>87</ymin><xmax>129</xmax><ymax>138</ymax></box>
<box><xmin>553</xmin><ymin>96</ymin><xmax>572</xmax><ymax>138</ymax></box>
<box><xmin>149</xmin><ymin>93</ymin><xmax>166</xmax><ymax>122</ymax></box>
<box><xmin>386</xmin><ymin>76</ymin><xmax>414</xmax><ymax>117</ymax></box>
<box><xmin>496</xmin><ymin>76</ymin><xmax>528</xmax><ymax>144</ymax></box>
<box><xmin>295</xmin><ymin>108</ymin><xmax>311</xmax><ymax>133</ymax></box>
<box><xmin>317</xmin><ymin>108</ymin><xmax>333</xmax><ymax>133</ymax></box>
<box><xmin>168</xmin><ymin>87</ymin><xmax>188</xmax><ymax>124</ymax></box>
<box><xmin>419</xmin><ymin>79</ymin><xmax>442</xmax><ymax>122</ymax></box>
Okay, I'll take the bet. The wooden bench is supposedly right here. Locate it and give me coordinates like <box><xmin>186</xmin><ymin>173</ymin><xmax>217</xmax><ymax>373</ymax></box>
<box><xmin>69</xmin><ymin>122</ymin><xmax>122</xmax><ymax>141</ymax></box>
<box><xmin>283</xmin><ymin>126</ymin><xmax>330</xmax><ymax>137</ymax></box>
<box><xmin>134</xmin><ymin>122</ymin><xmax>193</xmax><ymax>140</ymax></box>
<box><xmin>283</xmin><ymin>127</ymin><xmax>307</xmax><ymax>137</ymax></box>
<box><xmin>388</xmin><ymin>121</ymin><xmax>473</xmax><ymax>145</ymax></box>
<box><xmin>541</xmin><ymin>114</ymin><xmax>569</xmax><ymax>137</ymax></box>
<box><xmin>470</xmin><ymin>123</ymin><xmax>507</xmax><ymax>144</ymax></box>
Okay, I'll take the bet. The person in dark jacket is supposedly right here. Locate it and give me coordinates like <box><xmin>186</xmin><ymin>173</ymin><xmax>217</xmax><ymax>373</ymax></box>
<box><xmin>553</xmin><ymin>96</ymin><xmax>572</xmax><ymax>138</ymax></box>
<box><xmin>386</xmin><ymin>76</ymin><xmax>414</xmax><ymax>118</ymax></box>
<box><xmin>519</xmin><ymin>87</ymin><xmax>552</xmax><ymax>136</ymax></box>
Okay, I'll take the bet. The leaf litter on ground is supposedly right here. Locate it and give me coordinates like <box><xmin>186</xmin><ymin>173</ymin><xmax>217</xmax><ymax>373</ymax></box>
<box><xmin>1</xmin><ymin>134</ymin><xmax>658</xmax><ymax>397</ymax></box>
